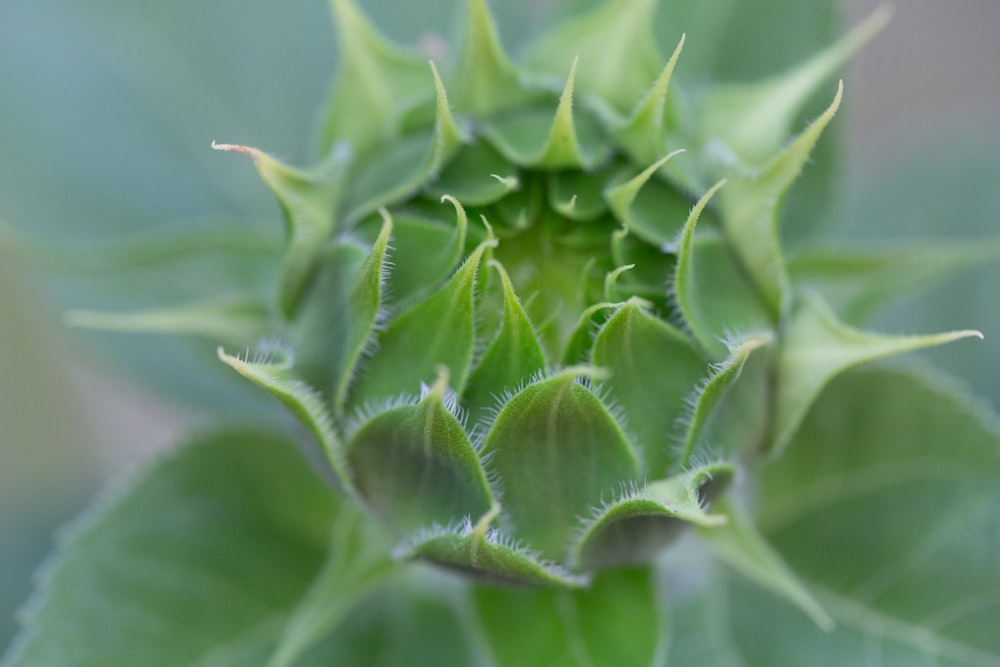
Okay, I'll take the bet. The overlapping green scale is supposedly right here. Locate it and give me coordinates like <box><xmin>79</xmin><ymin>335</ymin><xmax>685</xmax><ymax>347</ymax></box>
<box><xmin>591</xmin><ymin>299</ymin><xmax>704</xmax><ymax>476</ymax></box>
<box><xmin>72</xmin><ymin>0</ymin><xmax>985</xmax><ymax>587</ymax></box>
<box><xmin>571</xmin><ymin>461</ymin><xmax>733</xmax><ymax>571</ymax></box>
<box><xmin>346</xmin><ymin>369</ymin><xmax>494</xmax><ymax>532</ymax></box>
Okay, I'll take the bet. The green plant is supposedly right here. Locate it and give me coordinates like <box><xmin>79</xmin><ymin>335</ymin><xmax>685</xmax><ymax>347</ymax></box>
<box><xmin>4</xmin><ymin>0</ymin><xmax>1000</xmax><ymax>665</ymax></box>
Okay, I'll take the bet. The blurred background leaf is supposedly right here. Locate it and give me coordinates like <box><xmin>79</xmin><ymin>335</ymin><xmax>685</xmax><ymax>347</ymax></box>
<box><xmin>832</xmin><ymin>135</ymin><xmax>1000</xmax><ymax>403</ymax></box>
<box><xmin>0</xmin><ymin>242</ymin><xmax>99</xmax><ymax>645</ymax></box>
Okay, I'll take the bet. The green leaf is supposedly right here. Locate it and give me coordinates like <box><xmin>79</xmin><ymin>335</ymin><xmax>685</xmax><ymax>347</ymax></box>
<box><xmin>714</xmin><ymin>83</ymin><xmax>842</xmax><ymax>313</ymax></box>
<box><xmin>398</xmin><ymin>505</ymin><xmax>586</xmax><ymax>588</ymax></box>
<box><xmin>303</xmin><ymin>570</ymin><xmax>477</xmax><ymax>667</ymax></box>
<box><xmin>267</xmin><ymin>501</ymin><xmax>396</xmax><ymax>667</ymax></box>
<box><xmin>294</xmin><ymin>212</ymin><xmax>391</xmax><ymax>412</ymax></box>
<box><xmin>473</xmin><ymin>566</ymin><xmax>664</xmax><ymax>667</ymax></box>
<box><xmin>674</xmin><ymin>181</ymin><xmax>771</xmax><ymax>358</ymax></box>
<box><xmin>0</xmin><ymin>242</ymin><xmax>100</xmax><ymax>647</ymax></box>
<box><xmin>694</xmin><ymin>7</ymin><xmax>890</xmax><ymax>167</ymax></box>
<box><xmin>571</xmin><ymin>462</ymin><xmax>732</xmax><ymax>571</ymax></box>
<box><xmin>346</xmin><ymin>368</ymin><xmax>494</xmax><ymax>532</ymax></box>
<box><xmin>591</xmin><ymin>299</ymin><xmax>705</xmax><ymax>476</ymax></box>
<box><xmin>604</xmin><ymin>150</ymin><xmax>692</xmax><ymax>247</ymax></box>
<box><xmin>772</xmin><ymin>294</ymin><xmax>982</xmax><ymax>454</ymax></box>
<box><xmin>724</xmin><ymin>367</ymin><xmax>1000</xmax><ymax>665</ymax></box>
<box><xmin>19</xmin><ymin>219</ymin><xmax>280</xmax><ymax>282</ymax></box>
<box><xmin>662</xmin><ymin>569</ymin><xmax>743</xmax><ymax>667</ymax></box>
<box><xmin>452</xmin><ymin>0</ymin><xmax>532</xmax><ymax>116</ymax></box>
<box><xmin>697</xmin><ymin>499</ymin><xmax>833</xmax><ymax>631</ymax></box>
<box><xmin>525</xmin><ymin>0</ymin><xmax>661</xmax><ymax>112</ymax></box>
<box><xmin>787</xmin><ymin>241</ymin><xmax>1000</xmax><ymax>324</ymax></box>
<box><xmin>212</xmin><ymin>143</ymin><xmax>346</xmax><ymax>318</ymax></box>
<box><xmin>217</xmin><ymin>345</ymin><xmax>355</xmax><ymax>499</ymax></box>
<box><xmin>316</xmin><ymin>0</ymin><xmax>430</xmax><ymax>157</ymax></box>
<box><xmin>480</xmin><ymin>366</ymin><xmax>640</xmax><ymax>560</ymax></box>
<box><xmin>348</xmin><ymin>236</ymin><xmax>496</xmax><ymax>409</ymax></box>
<box><xmin>64</xmin><ymin>295</ymin><xmax>271</xmax><ymax>347</ymax></box>
<box><xmin>3</xmin><ymin>430</ymin><xmax>338</xmax><ymax>667</ymax></box>
<box><xmin>16</xmin><ymin>220</ymin><xmax>284</xmax><ymax>411</ymax></box>
<box><xmin>463</xmin><ymin>260</ymin><xmax>547</xmax><ymax>424</ymax></box>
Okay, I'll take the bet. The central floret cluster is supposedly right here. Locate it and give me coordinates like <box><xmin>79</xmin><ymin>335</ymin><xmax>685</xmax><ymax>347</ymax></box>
<box><xmin>206</xmin><ymin>0</ymin><xmax>971</xmax><ymax>586</ymax></box>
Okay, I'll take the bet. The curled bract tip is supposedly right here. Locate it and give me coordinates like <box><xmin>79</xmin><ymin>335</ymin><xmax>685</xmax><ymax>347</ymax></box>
<box><xmin>210</xmin><ymin>141</ymin><xmax>259</xmax><ymax>160</ymax></box>
<box><xmin>376</xmin><ymin>206</ymin><xmax>393</xmax><ymax>228</ymax></box>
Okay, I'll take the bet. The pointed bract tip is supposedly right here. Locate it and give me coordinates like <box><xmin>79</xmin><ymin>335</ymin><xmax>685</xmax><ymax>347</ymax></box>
<box><xmin>490</xmin><ymin>173</ymin><xmax>520</xmax><ymax>191</ymax></box>
<box><xmin>556</xmin><ymin>194</ymin><xmax>578</xmax><ymax>216</ymax></box>
<box><xmin>704</xmin><ymin>178</ymin><xmax>727</xmax><ymax>199</ymax></box>
<box><xmin>472</xmin><ymin>502</ymin><xmax>502</xmax><ymax>538</ymax></box>
<box><xmin>428</xmin><ymin>59</ymin><xmax>455</xmax><ymax>112</ymax></box>
<box><xmin>729</xmin><ymin>333</ymin><xmax>773</xmax><ymax>357</ymax></box>
<box><xmin>428</xmin><ymin>365</ymin><xmax>452</xmax><ymax>399</ymax></box>
<box><xmin>557</xmin><ymin>364</ymin><xmax>612</xmax><ymax>383</ymax></box>
<box><xmin>216</xmin><ymin>346</ymin><xmax>240</xmax><ymax>367</ymax></box>
<box><xmin>429</xmin><ymin>59</ymin><xmax>445</xmax><ymax>84</ymax></box>
<box><xmin>866</xmin><ymin>4</ymin><xmax>895</xmax><ymax>34</ymax></box>
<box><xmin>826</xmin><ymin>3</ymin><xmax>893</xmax><ymax>60</ymax></box>
<box><xmin>625</xmin><ymin>294</ymin><xmax>656</xmax><ymax>311</ymax></box>
<box><xmin>814</xmin><ymin>80</ymin><xmax>845</xmax><ymax>128</ymax></box>
<box><xmin>652</xmin><ymin>148</ymin><xmax>687</xmax><ymax>171</ymax></box>
<box><xmin>329</xmin><ymin>0</ymin><xmax>364</xmax><ymax>30</ymax></box>
<box><xmin>606</xmin><ymin>149</ymin><xmax>688</xmax><ymax>217</ymax></box>
<box><xmin>440</xmin><ymin>194</ymin><xmax>469</xmax><ymax>229</ymax></box>
<box><xmin>376</xmin><ymin>206</ymin><xmax>393</xmax><ymax>228</ymax></box>
<box><xmin>682</xmin><ymin>179</ymin><xmax>726</xmax><ymax>231</ymax></box>
<box><xmin>555</xmin><ymin>55</ymin><xmax>579</xmax><ymax>110</ymax></box>
<box><xmin>664</xmin><ymin>32</ymin><xmax>685</xmax><ymax>72</ymax></box>
<box><xmin>210</xmin><ymin>141</ymin><xmax>260</xmax><ymax>161</ymax></box>
<box><xmin>478</xmin><ymin>214</ymin><xmax>496</xmax><ymax>240</ymax></box>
